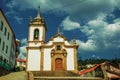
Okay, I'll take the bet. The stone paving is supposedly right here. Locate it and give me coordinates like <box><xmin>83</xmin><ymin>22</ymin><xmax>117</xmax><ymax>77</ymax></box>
<box><xmin>0</xmin><ymin>71</ymin><xmax>26</xmax><ymax>80</ymax></box>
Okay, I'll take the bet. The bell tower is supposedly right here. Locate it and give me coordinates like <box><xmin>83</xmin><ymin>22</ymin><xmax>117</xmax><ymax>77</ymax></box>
<box><xmin>28</xmin><ymin>6</ymin><xmax>47</xmax><ymax>46</ymax></box>
<box><xmin>26</xmin><ymin>7</ymin><xmax>47</xmax><ymax>71</ymax></box>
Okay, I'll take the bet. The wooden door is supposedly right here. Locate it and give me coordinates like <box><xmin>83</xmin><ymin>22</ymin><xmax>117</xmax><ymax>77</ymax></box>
<box><xmin>55</xmin><ymin>58</ymin><xmax>63</xmax><ymax>71</ymax></box>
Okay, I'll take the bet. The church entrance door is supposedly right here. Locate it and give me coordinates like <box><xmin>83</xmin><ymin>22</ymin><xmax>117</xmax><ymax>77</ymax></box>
<box><xmin>55</xmin><ymin>58</ymin><xmax>63</xmax><ymax>71</ymax></box>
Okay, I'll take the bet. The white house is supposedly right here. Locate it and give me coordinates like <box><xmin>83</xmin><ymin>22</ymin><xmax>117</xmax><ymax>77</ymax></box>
<box><xmin>16</xmin><ymin>58</ymin><xmax>26</xmax><ymax>68</ymax></box>
<box><xmin>0</xmin><ymin>8</ymin><xmax>19</xmax><ymax>70</ymax></box>
<box><xmin>26</xmin><ymin>7</ymin><xmax>79</xmax><ymax>73</ymax></box>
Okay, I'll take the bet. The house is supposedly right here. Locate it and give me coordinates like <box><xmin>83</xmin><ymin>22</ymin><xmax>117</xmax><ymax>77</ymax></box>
<box><xmin>16</xmin><ymin>58</ymin><xmax>26</xmax><ymax>70</ymax></box>
<box><xmin>0</xmin><ymin>8</ymin><xmax>20</xmax><ymax>71</ymax></box>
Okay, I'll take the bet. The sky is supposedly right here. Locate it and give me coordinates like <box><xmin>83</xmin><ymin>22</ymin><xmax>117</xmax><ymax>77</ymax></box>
<box><xmin>0</xmin><ymin>0</ymin><xmax>120</xmax><ymax>60</ymax></box>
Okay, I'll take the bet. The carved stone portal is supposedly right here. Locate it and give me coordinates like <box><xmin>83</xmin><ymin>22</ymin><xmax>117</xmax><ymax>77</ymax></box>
<box><xmin>51</xmin><ymin>49</ymin><xmax>67</xmax><ymax>71</ymax></box>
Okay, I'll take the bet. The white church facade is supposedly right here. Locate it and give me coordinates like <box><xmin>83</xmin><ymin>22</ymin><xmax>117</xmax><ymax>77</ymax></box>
<box><xmin>26</xmin><ymin>8</ymin><xmax>79</xmax><ymax>73</ymax></box>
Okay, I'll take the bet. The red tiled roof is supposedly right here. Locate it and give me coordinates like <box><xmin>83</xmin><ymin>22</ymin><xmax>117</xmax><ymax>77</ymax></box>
<box><xmin>16</xmin><ymin>58</ymin><xmax>26</xmax><ymax>62</ymax></box>
<box><xmin>79</xmin><ymin>64</ymin><xmax>100</xmax><ymax>75</ymax></box>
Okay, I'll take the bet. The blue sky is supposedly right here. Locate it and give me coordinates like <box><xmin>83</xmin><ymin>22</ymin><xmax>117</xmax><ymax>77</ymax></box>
<box><xmin>1</xmin><ymin>0</ymin><xmax>120</xmax><ymax>60</ymax></box>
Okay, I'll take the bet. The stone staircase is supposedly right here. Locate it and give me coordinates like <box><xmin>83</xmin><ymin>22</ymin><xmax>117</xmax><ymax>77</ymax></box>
<box><xmin>32</xmin><ymin>71</ymin><xmax>79</xmax><ymax>77</ymax></box>
<box><xmin>27</xmin><ymin>71</ymin><xmax>103</xmax><ymax>80</ymax></box>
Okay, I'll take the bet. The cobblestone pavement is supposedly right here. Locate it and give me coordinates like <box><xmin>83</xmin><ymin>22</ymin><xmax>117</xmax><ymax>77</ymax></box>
<box><xmin>0</xmin><ymin>71</ymin><xmax>26</xmax><ymax>80</ymax></box>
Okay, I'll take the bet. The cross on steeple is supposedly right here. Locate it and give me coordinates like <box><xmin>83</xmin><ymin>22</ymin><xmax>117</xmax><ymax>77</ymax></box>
<box><xmin>36</xmin><ymin>6</ymin><xmax>41</xmax><ymax>19</ymax></box>
<box><xmin>57</xmin><ymin>27</ymin><xmax>61</xmax><ymax>35</ymax></box>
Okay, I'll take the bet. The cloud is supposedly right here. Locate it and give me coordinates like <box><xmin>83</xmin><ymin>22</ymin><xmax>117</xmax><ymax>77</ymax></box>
<box><xmin>4</xmin><ymin>0</ymin><xmax>120</xmax><ymax>59</ymax></box>
<box><xmin>5</xmin><ymin>0</ymin><xmax>120</xmax><ymax>24</ymax></box>
<box><xmin>60</xmin><ymin>16</ymin><xmax>80</xmax><ymax>30</ymax></box>
<box><xmin>69</xmin><ymin>13</ymin><xmax>120</xmax><ymax>59</ymax></box>
<box><xmin>6</xmin><ymin>0</ymin><xmax>48</xmax><ymax>11</ymax></box>
<box><xmin>20</xmin><ymin>45</ymin><xmax>26</xmax><ymax>55</ymax></box>
<box><xmin>18</xmin><ymin>53</ymin><xmax>26</xmax><ymax>60</ymax></box>
<box><xmin>6</xmin><ymin>0</ymin><xmax>17</xmax><ymax>9</ymax></box>
<box><xmin>5</xmin><ymin>0</ymin><xmax>120</xmax><ymax>19</ymax></box>
<box><xmin>5</xmin><ymin>9</ymin><xmax>17</xmax><ymax>17</ymax></box>
<box><xmin>18</xmin><ymin>38</ymin><xmax>27</xmax><ymax>59</ymax></box>
<box><xmin>5</xmin><ymin>9</ymin><xmax>23</xmax><ymax>24</ymax></box>
<box><xmin>14</xmin><ymin>16</ymin><xmax>23</xmax><ymax>24</ymax></box>
<box><xmin>18</xmin><ymin>45</ymin><xmax>26</xmax><ymax>59</ymax></box>
<box><xmin>91</xmin><ymin>54</ymin><xmax>100</xmax><ymax>59</ymax></box>
<box><xmin>5</xmin><ymin>0</ymin><xmax>23</xmax><ymax>24</ymax></box>
<box><xmin>21</xmin><ymin>38</ymin><xmax>27</xmax><ymax>45</ymax></box>
<box><xmin>20</xmin><ymin>38</ymin><xmax>27</xmax><ymax>54</ymax></box>
<box><xmin>80</xmin><ymin>16</ymin><xmax>120</xmax><ymax>52</ymax></box>
<box><xmin>76</xmin><ymin>39</ymin><xmax>96</xmax><ymax>52</ymax></box>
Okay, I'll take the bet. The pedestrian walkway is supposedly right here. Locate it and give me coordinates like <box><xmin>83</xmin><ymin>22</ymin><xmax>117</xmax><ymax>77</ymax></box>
<box><xmin>0</xmin><ymin>71</ymin><xmax>26</xmax><ymax>80</ymax></box>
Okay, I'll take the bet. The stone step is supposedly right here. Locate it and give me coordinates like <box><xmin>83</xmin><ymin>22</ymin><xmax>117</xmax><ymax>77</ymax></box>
<box><xmin>32</xmin><ymin>71</ymin><xmax>79</xmax><ymax>77</ymax></box>
<box><xmin>34</xmin><ymin>76</ymin><xmax>103</xmax><ymax>80</ymax></box>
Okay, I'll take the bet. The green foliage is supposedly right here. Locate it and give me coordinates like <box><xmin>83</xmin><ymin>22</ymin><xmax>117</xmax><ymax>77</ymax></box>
<box><xmin>78</xmin><ymin>58</ymin><xmax>120</xmax><ymax>66</ymax></box>
<box><xmin>15</xmin><ymin>66</ymin><xmax>25</xmax><ymax>72</ymax></box>
<box><xmin>15</xmin><ymin>67</ymin><xmax>20</xmax><ymax>72</ymax></box>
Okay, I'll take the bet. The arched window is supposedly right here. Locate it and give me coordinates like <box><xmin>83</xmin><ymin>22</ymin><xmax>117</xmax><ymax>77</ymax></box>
<box><xmin>34</xmin><ymin>29</ymin><xmax>39</xmax><ymax>40</ymax></box>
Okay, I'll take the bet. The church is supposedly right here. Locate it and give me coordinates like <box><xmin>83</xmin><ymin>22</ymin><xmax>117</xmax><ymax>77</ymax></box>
<box><xmin>26</xmin><ymin>7</ymin><xmax>79</xmax><ymax>73</ymax></box>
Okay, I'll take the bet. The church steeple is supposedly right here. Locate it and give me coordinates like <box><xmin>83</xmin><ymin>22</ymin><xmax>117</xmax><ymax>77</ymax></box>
<box><xmin>35</xmin><ymin>6</ymin><xmax>41</xmax><ymax>19</ymax></box>
<box><xmin>29</xmin><ymin>16</ymin><xmax>33</xmax><ymax>24</ymax></box>
<box><xmin>57</xmin><ymin>27</ymin><xmax>61</xmax><ymax>35</ymax></box>
<box><xmin>28</xmin><ymin>6</ymin><xmax>47</xmax><ymax>43</ymax></box>
<box><xmin>33</xmin><ymin>6</ymin><xmax>46</xmax><ymax>25</ymax></box>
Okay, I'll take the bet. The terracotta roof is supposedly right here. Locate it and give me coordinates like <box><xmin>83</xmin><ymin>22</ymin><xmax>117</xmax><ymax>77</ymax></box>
<box><xmin>79</xmin><ymin>64</ymin><xmax>100</xmax><ymax>75</ymax></box>
<box><xmin>16</xmin><ymin>58</ymin><xmax>26</xmax><ymax>62</ymax></box>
